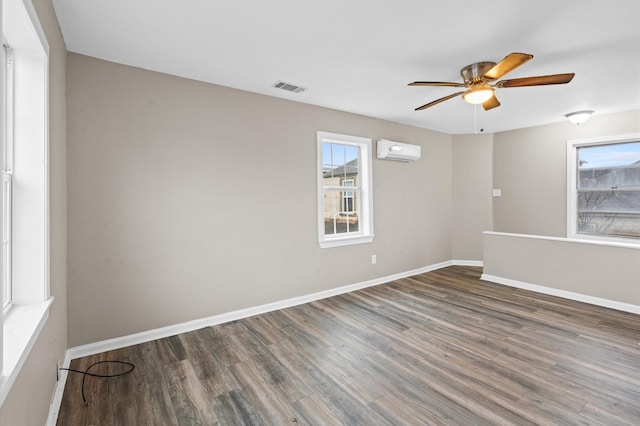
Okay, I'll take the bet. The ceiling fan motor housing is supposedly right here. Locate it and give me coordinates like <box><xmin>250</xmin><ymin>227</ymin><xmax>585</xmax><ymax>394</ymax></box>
<box><xmin>461</xmin><ymin>61</ymin><xmax>497</xmax><ymax>84</ymax></box>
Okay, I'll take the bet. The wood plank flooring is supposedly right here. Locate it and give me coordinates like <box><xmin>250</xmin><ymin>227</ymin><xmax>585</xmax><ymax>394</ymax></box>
<box><xmin>56</xmin><ymin>266</ymin><xmax>640</xmax><ymax>425</ymax></box>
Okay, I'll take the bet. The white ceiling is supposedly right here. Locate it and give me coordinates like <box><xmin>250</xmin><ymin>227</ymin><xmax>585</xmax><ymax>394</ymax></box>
<box><xmin>52</xmin><ymin>0</ymin><xmax>640</xmax><ymax>134</ymax></box>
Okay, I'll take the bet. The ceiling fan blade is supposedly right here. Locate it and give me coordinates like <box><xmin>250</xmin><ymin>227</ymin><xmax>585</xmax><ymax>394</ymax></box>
<box><xmin>495</xmin><ymin>73</ymin><xmax>575</xmax><ymax>88</ymax></box>
<box><xmin>409</xmin><ymin>81</ymin><xmax>466</xmax><ymax>87</ymax></box>
<box><xmin>415</xmin><ymin>91</ymin><xmax>465</xmax><ymax>110</ymax></box>
<box><xmin>484</xmin><ymin>53</ymin><xmax>533</xmax><ymax>80</ymax></box>
<box><xmin>482</xmin><ymin>95</ymin><xmax>501</xmax><ymax>111</ymax></box>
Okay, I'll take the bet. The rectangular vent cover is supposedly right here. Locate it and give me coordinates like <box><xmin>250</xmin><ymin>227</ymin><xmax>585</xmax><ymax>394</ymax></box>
<box><xmin>273</xmin><ymin>80</ymin><xmax>306</xmax><ymax>93</ymax></box>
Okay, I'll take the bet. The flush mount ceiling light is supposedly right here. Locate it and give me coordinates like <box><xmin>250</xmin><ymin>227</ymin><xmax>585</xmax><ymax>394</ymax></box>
<box><xmin>565</xmin><ymin>110</ymin><xmax>593</xmax><ymax>124</ymax></box>
<box><xmin>462</xmin><ymin>83</ymin><xmax>494</xmax><ymax>105</ymax></box>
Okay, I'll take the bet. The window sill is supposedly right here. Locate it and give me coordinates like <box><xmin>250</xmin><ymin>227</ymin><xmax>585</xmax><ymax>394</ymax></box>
<box><xmin>1</xmin><ymin>297</ymin><xmax>54</xmax><ymax>406</ymax></box>
<box><xmin>319</xmin><ymin>234</ymin><xmax>375</xmax><ymax>248</ymax></box>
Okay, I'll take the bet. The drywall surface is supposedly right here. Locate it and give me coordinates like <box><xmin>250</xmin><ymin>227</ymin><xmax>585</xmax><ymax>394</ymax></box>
<box><xmin>452</xmin><ymin>133</ymin><xmax>493</xmax><ymax>261</ymax></box>
<box><xmin>492</xmin><ymin>110</ymin><xmax>640</xmax><ymax>236</ymax></box>
<box><xmin>66</xmin><ymin>53</ymin><xmax>453</xmax><ymax>346</ymax></box>
<box><xmin>484</xmin><ymin>232</ymin><xmax>640</xmax><ymax>307</ymax></box>
<box><xmin>0</xmin><ymin>0</ymin><xmax>67</xmax><ymax>424</ymax></box>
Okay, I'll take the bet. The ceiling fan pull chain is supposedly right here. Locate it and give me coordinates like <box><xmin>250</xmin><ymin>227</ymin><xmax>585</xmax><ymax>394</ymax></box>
<box><xmin>474</xmin><ymin>104</ymin><xmax>478</xmax><ymax>134</ymax></box>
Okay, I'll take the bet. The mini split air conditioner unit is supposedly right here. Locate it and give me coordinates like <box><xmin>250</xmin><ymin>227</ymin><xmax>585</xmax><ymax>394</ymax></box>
<box><xmin>376</xmin><ymin>139</ymin><xmax>421</xmax><ymax>162</ymax></box>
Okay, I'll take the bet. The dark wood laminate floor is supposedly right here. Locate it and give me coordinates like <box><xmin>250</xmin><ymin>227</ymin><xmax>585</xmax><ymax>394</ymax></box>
<box><xmin>57</xmin><ymin>266</ymin><xmax>640</xmax><ymax>425</ymax></box>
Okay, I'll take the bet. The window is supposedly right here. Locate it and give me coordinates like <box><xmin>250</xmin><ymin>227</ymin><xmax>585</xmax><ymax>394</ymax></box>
<box><xmin>1</xmin><ymin>0</ymin><xmax>51</xmax><ymax>406</ymax></box>
<box><xmin>2</xmin><ymin>42</ymin><xmax>12</xmax><ymax>313</ymax></box>
<box><xmin>317</xmin><ymin>131</ymin><xmax>374</xmax><ymax>248</ymax></box>
<box><xmin>567</xmin><ymin>134</ymin><xmax>640</xmax><ymax>244</ymax></box>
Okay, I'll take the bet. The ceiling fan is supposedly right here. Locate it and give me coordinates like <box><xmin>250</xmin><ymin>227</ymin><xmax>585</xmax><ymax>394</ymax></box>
<box><xmin>409</xmin><ymin>52</ymin><xmax>575</xmax><ymax>111</ymax></box>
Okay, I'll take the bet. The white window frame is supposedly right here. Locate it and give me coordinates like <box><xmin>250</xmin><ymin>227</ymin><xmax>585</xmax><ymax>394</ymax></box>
<box><xmin>2</xmin><ymin>174</ymin><xmax>11</xmax><ymax>313</ymax></box>
<box><xmin>2</xmin><ymin>42</ymin><xmax>13</xmax><ymax>314</ymax></box>
<box><xmin>317</xmin><ymin>131</ymin><xmax>374</xmax><ymax>248</ymax></box>
<box><xmin>566</xmin><ymin>133</ymin><xmax>640</xmax><ymax>247</ymax></box>
<box><xmin>1</xmin><ymin>0</ymin><xmax>52</xmax><ymax>406</ymax></box>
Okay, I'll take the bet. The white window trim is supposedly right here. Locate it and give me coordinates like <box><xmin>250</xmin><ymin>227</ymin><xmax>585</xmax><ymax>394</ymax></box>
<box><xmin>317</xmin><ymin>131</ymin><xmax>374</xmax><ymax>248</ymax></box>
<box><xmin>2</xmin><ymin>41</ymin><xmax>14</xmax><ymax>316</ymax></box>
<box><xmin>566</xmin><ymin>133</ymin><xmax>640</xmax><ymax>247</ymax></box>
<box><xmin>1</xmin><ymin>0</ymin><xmax>52</xmax><ymax>406</ymax></box>
<box><xmin>2</xmin><ymin>172</ymin><xmax>12</xmax><ymax>314</ymax></box>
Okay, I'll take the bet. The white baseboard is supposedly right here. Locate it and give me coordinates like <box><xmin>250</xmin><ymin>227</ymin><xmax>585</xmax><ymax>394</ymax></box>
<box><xmin>451</xmin><ymin>260</ymin><xmax>483</xmax><ymax>267</ymax></box>
<box><xmin>48</xmin><ymin>259</ymin><xmax>468</xmax><ymax>424</ymax></box>
<box><xmin>67</xmin><ymin>260</ymin><xmax>456</xmax><ymax>360</ymax></box>
<box><xmin>481</xmin><ymin>274</ymin><xmax>640</xmax><ymax>315</ymax></box>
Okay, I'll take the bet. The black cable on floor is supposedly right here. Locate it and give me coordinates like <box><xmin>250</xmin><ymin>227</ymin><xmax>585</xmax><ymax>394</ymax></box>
<box><xmin>59</xmin><ymin>360</ymin><xmax>135</xmax><ymax>405</ymax></box>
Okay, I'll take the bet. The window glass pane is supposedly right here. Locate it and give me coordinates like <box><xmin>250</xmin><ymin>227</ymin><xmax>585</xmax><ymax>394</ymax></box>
<box><xmin>576</xmin><ymin>141</ymin><xmax>640</xmax><ymax>238</ymax></box>
<box><xmin>323</xmin><ymin>190</ymin><xmax>339</xmax><ymax>236</ymax></box>
<box><xmin>322</xmin><ymin>141</ymin><xmax>361</xmax><ymax>238</ymax></box>
<box><xmin>578</xmin><ymin>141</ymin><xmax>640</xmax><ymax>189</ymax></box>
<box><xmin>339</xmin><ymin>191</ymin><xmax>359</xmax><ymax>234</ymax></box>
<box><xmin>323</xmin><ymin>190</ymin><xmax>360</xmax><ymax>236</ymax></box>
<box><xmin>322</xmin><ymin>142</ymin><xmax>359</xmax><ymax>180</ymax></box>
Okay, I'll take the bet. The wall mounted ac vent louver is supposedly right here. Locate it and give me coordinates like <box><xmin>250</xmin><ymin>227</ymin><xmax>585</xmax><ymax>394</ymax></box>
<box><xmin>273</xmin><ymin>80</ymin><xmax>307</xmax><ymax>93</ymax></box>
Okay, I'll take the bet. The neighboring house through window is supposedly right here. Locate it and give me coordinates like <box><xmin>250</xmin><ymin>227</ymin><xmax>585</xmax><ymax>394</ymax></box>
<box><xmin>317</xmin><ymin>131</ymin><xmax>374</xmax><ymax>248</ymax></box>
<box><xmin>567</xmin><ymin>134</ymin><xmax>640</xmax><ymax>244</ymax></box>
<box><xmin>342</xmin><ymin>178</ymin><xmax>355</xmax><ymax>214</ymax></box>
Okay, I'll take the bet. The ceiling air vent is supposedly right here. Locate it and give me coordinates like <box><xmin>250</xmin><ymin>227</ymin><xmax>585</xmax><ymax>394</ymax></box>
<box><xmin>273</xmin><ymin>80</ymin><xmax>306</xmax><ymax>94</ymax></box>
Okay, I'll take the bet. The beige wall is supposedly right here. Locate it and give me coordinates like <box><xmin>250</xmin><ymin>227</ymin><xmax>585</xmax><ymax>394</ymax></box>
<box><xmin>0</xmin><ymin>0</ymin><xmax>67</xmax><ymax>425</ymax></box>
<box><xmin>452</xmin><ymin>133</ymin><xmax>493</xmax><ymax>260</ymax></box>
<box><xmin>487</xmin><ymin>111</ymin><xmax>640</xmax><ymax>312</ymax></box>
<box><xmin>493</xmin><ymin>110</ymin><xmax>640</xmax><ymax>236</ymax></box>
<box><xmin>484</xmin><ymin>232</ymin><xmax>640</xmax><ymax>307</ymax></box>
<box><xmin>66</xmin><ymin>53</ymin><xmax>453</xmax><ymax>346</ymax></box>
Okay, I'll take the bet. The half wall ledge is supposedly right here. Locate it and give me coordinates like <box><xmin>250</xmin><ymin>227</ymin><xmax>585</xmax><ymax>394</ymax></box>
<box><xmin>482</xmin><ymin>231</ymin><xmax>640</xmax><ymax>314</ymax></box>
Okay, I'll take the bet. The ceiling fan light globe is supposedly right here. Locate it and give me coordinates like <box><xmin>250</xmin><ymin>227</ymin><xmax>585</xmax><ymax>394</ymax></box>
<box><xmin>463</xmin><ymin>88</ymin><xmax>493</xmax><ymax>104</ymax></box>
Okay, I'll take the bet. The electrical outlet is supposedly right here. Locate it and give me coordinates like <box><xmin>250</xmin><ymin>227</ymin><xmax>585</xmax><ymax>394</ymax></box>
<box><xmin>371</xmin><ymin>254</ymin><xmax>377</xmax><ymax>264</ymax></box>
